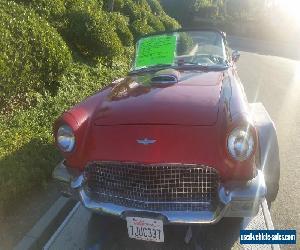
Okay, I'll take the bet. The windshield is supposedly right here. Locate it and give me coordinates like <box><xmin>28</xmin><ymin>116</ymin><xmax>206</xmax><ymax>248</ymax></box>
<box><xmin>132</xmin><ymin>30</ymin><xmax>228</xmax><ymax>71</ymax></box>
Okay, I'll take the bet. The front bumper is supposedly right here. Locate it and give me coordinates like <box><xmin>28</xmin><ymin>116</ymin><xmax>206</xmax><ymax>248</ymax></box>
<box><xmin>53</xmin><ymin>161</ymin><xmax>266</xmax><ymax>224</ymax></box>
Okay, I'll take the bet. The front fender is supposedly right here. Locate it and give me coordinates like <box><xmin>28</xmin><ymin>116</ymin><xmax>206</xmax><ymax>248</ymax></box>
<box><xmin>250</xmin><ymin>103</ymin><xmax>280</xmax><ymax>201</ymax></box>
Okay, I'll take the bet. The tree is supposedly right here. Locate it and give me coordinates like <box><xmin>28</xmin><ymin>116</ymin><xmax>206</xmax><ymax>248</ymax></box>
<box><xmin>160</xmin><ymin>0</ymin><xmax>220</xmax><ymax>24</ymax></box>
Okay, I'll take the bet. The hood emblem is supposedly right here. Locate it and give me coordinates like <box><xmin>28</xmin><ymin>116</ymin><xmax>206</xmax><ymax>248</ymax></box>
<box><xmin>137</xmin><ymin>138</ymin><xmax>156</xmax><ymax>145</ymax></box>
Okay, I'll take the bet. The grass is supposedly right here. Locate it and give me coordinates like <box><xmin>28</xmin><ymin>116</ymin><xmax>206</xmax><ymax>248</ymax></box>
<box><xmin>0</xmin><ymin>63</ymin><xmax>127</xmax><ymax>212</ymax></box>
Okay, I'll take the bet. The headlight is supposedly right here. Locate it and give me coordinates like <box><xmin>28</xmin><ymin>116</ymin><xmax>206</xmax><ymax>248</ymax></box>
<box><xmin>227</xmin><ymin>127</ymin><xmax>254</xmax><ymax>161</ymax></box>
<box><xmin>57</xmin><ymin>125</ymin><xmax>75</xmax><ymax>152</ymax></box>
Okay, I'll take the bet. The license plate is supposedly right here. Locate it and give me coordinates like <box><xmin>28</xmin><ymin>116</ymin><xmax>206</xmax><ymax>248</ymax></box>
<box><xmin>126</xmin><ymin>217</ymin><xmax>164</xmax><ymax>242</ymax></box>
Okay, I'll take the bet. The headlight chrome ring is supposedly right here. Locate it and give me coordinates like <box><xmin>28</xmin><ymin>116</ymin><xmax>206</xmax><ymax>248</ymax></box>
<box><xmin>227</xmin><ymin>127</ymin><xmax>254</xmax><ymax>161</ymax></box>
<box><xmin>57</xmin><ymin>125</ymin><xmax>75</xmax><ymax>152</ymax></box>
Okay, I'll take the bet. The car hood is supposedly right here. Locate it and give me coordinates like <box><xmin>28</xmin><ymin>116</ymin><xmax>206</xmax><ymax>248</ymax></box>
<box><xmin>94</xmin><ymin>70</ymin><xmax>224</xmax><ymax>126</ymax></box>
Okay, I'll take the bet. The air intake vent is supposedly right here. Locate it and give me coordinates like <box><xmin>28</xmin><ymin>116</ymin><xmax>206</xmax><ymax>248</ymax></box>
<box><xmin>151</xmin><ymin>69</ymin><xmax>180</xmax><ymax>85</ymax></box>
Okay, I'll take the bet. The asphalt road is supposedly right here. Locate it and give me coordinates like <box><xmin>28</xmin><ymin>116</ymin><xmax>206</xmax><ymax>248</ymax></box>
<box><xmin>45</xmin><ymin>201</ymin><xmax>274</xmax><ymax>250</ymax></box>
<box><xmin>234</xmin><ymin>43</ymin><xmax>300</xmax><ymax>248</ymax></box>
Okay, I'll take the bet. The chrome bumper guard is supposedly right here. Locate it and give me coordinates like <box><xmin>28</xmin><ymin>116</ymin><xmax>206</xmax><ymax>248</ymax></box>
<box><xmin>53</xmin><ymin>161</ymin><xmax>266</xmax><ymax>224</ymax></box>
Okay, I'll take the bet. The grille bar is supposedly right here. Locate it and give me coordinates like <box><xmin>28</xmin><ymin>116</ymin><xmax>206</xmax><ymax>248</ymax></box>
<box><xmin>84</xmin><ymin>162</ymin><xmax>220</xmax><ymax>211</ymax></box>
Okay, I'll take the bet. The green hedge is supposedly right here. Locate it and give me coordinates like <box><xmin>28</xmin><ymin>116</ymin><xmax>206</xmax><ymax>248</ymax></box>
<box><xmin>16</xmin><ymin>0</ymin><xmax>66</xmax><ymax>24</ymax></box>
<box><xmin>0</xmin><ymin>0</ymin><xmax>71</xmax><ymax>110</ymax></box>
<box><xmin>159</xmin><ymin>14</ymin><xmax>181</xmax><ymax>30</ymax></box>
<box><xmin>0</xmin><ymin>0</ymin><xmax>179</xmax><ymax>110</ymax></box>
<box><xmin>147</xmin><ymin>13</ymin><xmax>165</xmax><ymax>32</ymax></box>
<box><xmin>66</xmin><ymin>9</ymin><xmax>124</xmax><ymax>62</ymax></box>
<box><xmin>13</xmin><ymin>0</ymin><xmax>180</xmax><ymax>60</ymax></box>
<box><xmin>130</xmin><ymin>19</ymin><xmax>155</xmax><ymax>38</ymax></box>
<box><xmin>109</xmin><ymin>13</ymin><xmax>134</xmax><ymax>47</ymax></box>
<box><xmin>0</xmin><ymin>62</ymin><xmax>126</xmax><ymax>212</ymax></box>
<box><xmin>147</xmin><ymin>0</ymin><xmax>165</xmax><ymax>15</ymax></box>
<box><xmin>0</xmin><ymin>0</ymin><xmax>180</xmax><ymax>213</ymax></box>
<box><xmin>120</xmin><ymin>0</ymin><xmax>180</xmax><ymax>39</ymax></box>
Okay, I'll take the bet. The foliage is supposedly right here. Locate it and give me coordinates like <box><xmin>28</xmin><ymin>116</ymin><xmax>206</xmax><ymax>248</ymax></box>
<box><xmin>122</xmin><ymin>0</ymin><xmax>144</xmax><ymax>20</ymax></box>
<box><xmin>16</xmin><ymin>0</ymin><xmax>66</xmax><ymax>21</ymax></box>
<box><xmin>159</xmin><ymin>0</ymin><xmax>216</xmax><ymax>24</ymax></box>
<box><xmin>130</xmin><ymin>19</ymin><xmax>155</xmax><ymax>38</ymax></box>
<box><xmin>109</xmin><ymin>12</ymin><xmax>134</xmax><ymax>47</ymax></box>
<box><xmin>0</xmin><ymin>0</ymin><xmax>72</xmax><ymax>110</ymax></box>
<box><xmin>64</xmin><ymin>0</ymin><xmax>103</xmax><ymax>11</ymax></box>
<box><xmin>65</xmin><ymin>9</ymin><xmax>124</xmax><ymax>62</ymax></box>
<box><xmin>177</xmin><ymin>32</ymin><xmax>194</xmax><ymax>55</ymax></box>
<box><xmin>0</xmin><ymin>62</ymin><xmax>126</xmax><ymax>212</ymax></box>
<box><xmin>226</xmin><ymin>0</ymin><xmax>251</xmax><ymax>19</ymax></box>
<box><xmin>115</xmin><ymin>0</ymin><xmax>179</xmax><ymax>39</ymax></box>
<box><xmin>146</xmin><ymin>14</ymin><xmax>165</xmax><ymax>32</ymax></box>
<box><xmin>16</xmin><ymin>0</ymin><xmax>180</xmax><ymax>61</ymax></box>
<box><xmin>159</xmin><ymin>14</ymin><xmax>181</xmax><ymax>30</ymax></box>
<box><xmin>194</xmin><ymin>0</ymin><xmax>214</xmax><ymax>9</ymax></box>
<box><xmin>159</xmin><ymin>0</ymin><xmax>190</xmax><ymax>24</ymax></box>
<box><xmin>194</xmin><ymin>5</ymin><xmax>219</xmax><ymax>19</ymax></box>
<box><xmin>146</xmin><ymin>0</ymin><xmax>164</xmax><ymax>15</ymax></box>
<box><xmin>0</xmin><ymin>0</ymin><xmax>178</xmax><ymax>213</ymax></box>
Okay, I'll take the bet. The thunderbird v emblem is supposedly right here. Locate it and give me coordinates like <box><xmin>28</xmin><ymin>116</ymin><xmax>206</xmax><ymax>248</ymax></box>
<box><xmin>137</xmin><ymin>138</ymin><xmax>156</xmax><ymax>145</ymax></box>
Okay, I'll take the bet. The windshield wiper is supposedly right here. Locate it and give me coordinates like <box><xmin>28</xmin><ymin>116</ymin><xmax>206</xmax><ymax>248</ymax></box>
<box><xmin>178</xmin><ymin>62</ymin><xmax>228</xmax><ymax>71</ymax></box>
<box><xmin>129</xmin><ymin>62</ymin><xmax>228</xmax><ymax>75</ymax></box>
<box><xmin>129</xmin><ymin>64</ymin><xmax>173</xmax><ymax>74</ymax></box>
<box><xmin>180</xmin><ymin>62</ymin><xmax>210</xmax><ymax>70</ymax></box>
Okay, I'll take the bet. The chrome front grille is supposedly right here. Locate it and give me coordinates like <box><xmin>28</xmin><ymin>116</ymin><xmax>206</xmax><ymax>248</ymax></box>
<box><xmin>84</xmin><ymin>162</ymin><xmax>220</xmax><ymax>211</ymax></box>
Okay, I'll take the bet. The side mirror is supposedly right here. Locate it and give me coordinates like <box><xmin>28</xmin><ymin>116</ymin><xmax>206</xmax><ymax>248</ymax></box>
<box><xmin>232</xmin><ymin>50</ymin><xmax>241</xmax><ymax>62</ymax></box>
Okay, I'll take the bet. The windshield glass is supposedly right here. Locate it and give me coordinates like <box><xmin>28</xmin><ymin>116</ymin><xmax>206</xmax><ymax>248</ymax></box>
<box><xmin>132</xmin><ymin>30</ymin><xmax>227</xmax><ymax>71</ymax></box>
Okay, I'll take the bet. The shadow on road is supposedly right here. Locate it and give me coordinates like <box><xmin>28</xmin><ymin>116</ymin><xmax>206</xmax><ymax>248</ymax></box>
<box><xmin>0</xmin><ymin>138</ymin><xmax>61</xmax><ymax>213</ymax></box>
<box><xmin>0</xmin><ymin>139</ymin><xmax>61</xmax><ymax>249</ymax></box>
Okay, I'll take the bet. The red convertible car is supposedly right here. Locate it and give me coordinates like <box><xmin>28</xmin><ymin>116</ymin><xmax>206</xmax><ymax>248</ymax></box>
<box><xmin>53</xmin><ymin>29</ymin><xmax>280</xmax><ymax>242</ymax></box>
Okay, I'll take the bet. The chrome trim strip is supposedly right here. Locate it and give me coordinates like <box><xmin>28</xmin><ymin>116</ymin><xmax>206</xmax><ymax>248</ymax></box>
<box><xmin>85</xmin><ymin>160</ymin><xmax>222</xmax><ymax>170</ymax></box>
<box><xmin>87</xmin><ymin>190</ymin><xmax>211</xmax><ymax>205</ymax></box>
<box><xmin>79</xmin><ymin>189</ymin><xmax>224</xmax><ymax>224</ymax></box>
<box><xmin>71</xmin><ymin>175</ymin><xmax>84</xmax><ymax>189</ymax></box>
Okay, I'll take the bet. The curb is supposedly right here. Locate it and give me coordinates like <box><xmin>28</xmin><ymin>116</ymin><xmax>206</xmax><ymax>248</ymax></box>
<box><xmin>43</xmin><ymin>202</ymin><xmax>80</xmax><ymax>249</ymax></box>
<box><xmin>261</xmin><ymin>199</ymin><xmax>280</xmax><ymax>250</ymax></box>
<box><xmin>13</xmin><ymin>196</ymin><xmax>77</xmax><ymax>250</ymax></box>
<box><xmin>261</xmin><ymin>199</ymin><xmax>274</xmax><ymax>230</ymax></box>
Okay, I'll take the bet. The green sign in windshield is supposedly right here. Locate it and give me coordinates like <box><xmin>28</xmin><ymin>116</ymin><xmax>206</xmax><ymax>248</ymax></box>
<box><xmin>135</xmin><ymin>34</ymin><xmax>177</xmax><ymax>69</ymax></box>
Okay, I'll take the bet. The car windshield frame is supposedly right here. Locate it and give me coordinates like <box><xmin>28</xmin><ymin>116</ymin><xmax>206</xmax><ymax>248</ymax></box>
<box><xmin>130</xmin><ymin>29</ymin><xmax>229</xmax><ymax>73</ymax></box>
